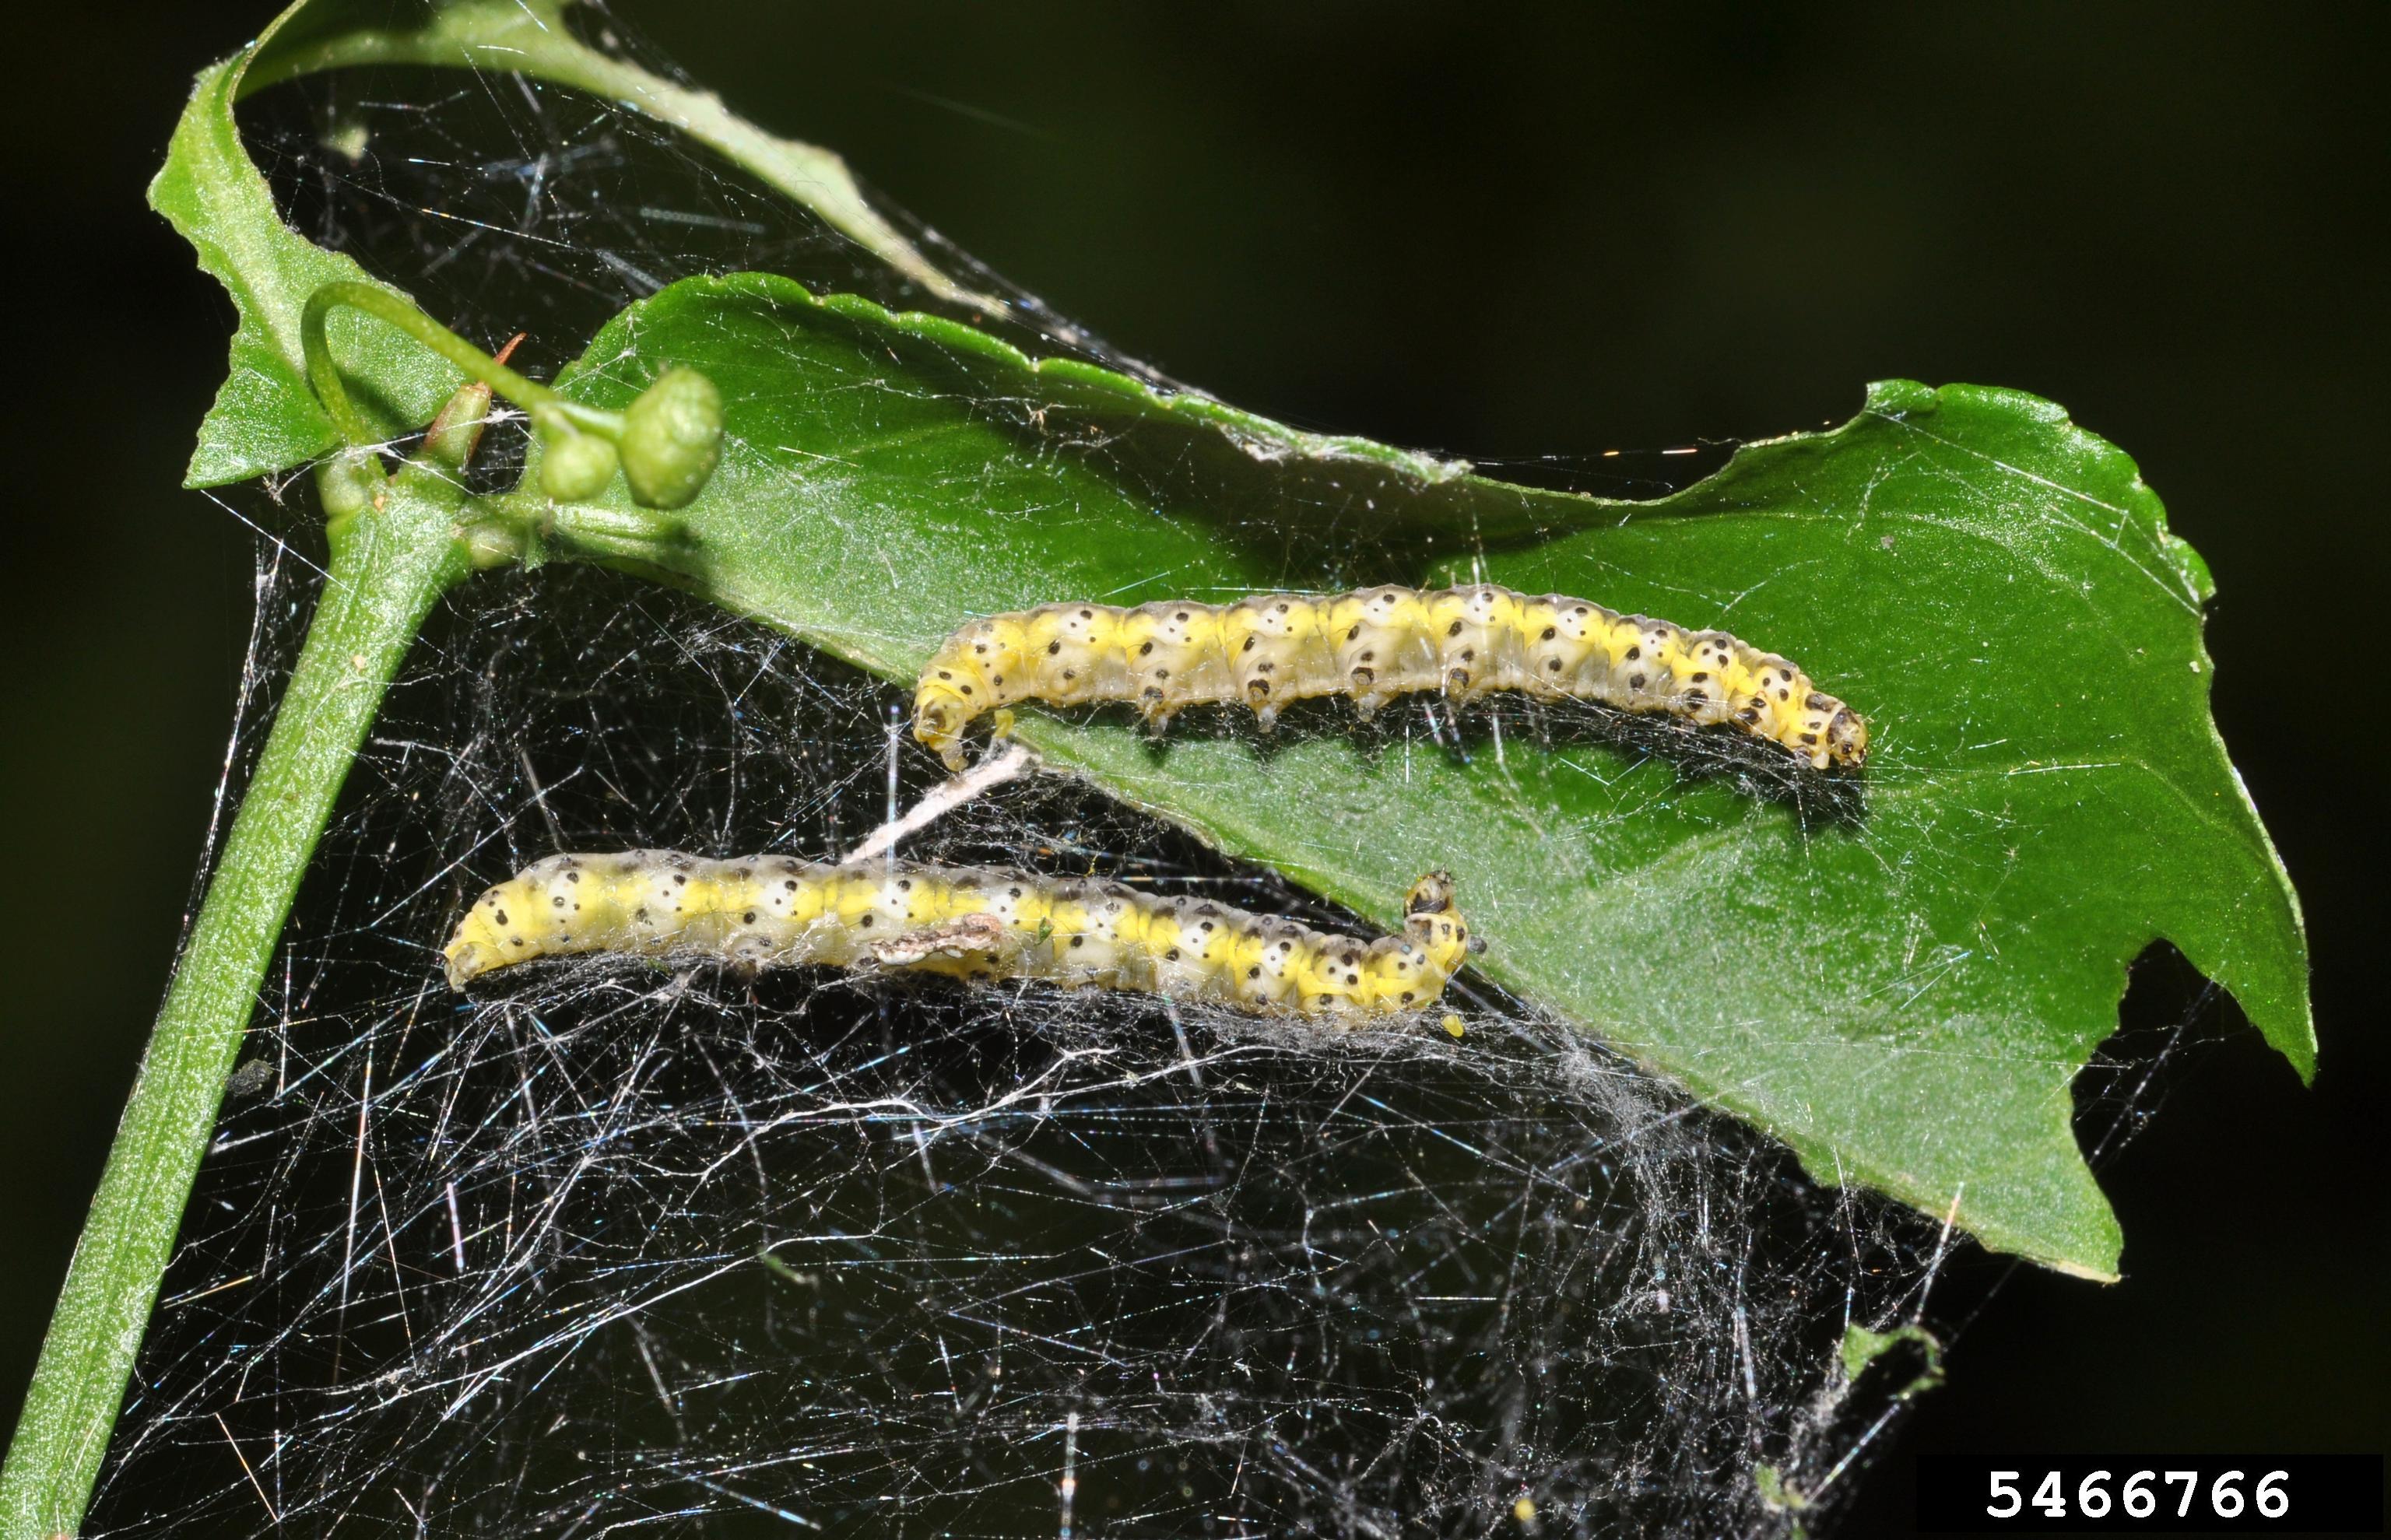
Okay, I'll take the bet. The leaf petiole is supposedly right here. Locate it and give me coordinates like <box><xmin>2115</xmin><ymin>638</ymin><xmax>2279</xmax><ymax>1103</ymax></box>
<box><xmin>300</xmin><ymin>280</ymin><xmax>620</xmax><ymax>451</ymax></box>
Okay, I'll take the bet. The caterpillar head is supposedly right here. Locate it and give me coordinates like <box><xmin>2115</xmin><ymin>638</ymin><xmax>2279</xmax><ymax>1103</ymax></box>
<box><xmin>1782</xmin><ymin>692</ymin><xmax>1870</xmax><ymax>771</ymax></box>
<box><xmin>444</xmin><ymin>938</ymin><xmax>500</xmax><ymax>990</ymax></box>
<box><xmin>444</xmin><ymin>886</ymin><xmax>519</xmax><ymax>989</ymax></box>
<box><xmin>1402</xmin><ymin>870</ymin><xmax>1477</xmax><ymax>979</ymax></box>
<box><xmin>911</xmin><ymin>675</ymin><xmax>976</xmax><ymax>771</ymax></box>
<box><xmin>1809</xmin><ymin>694</ymin><xmax>1869</xmax><ymax>770</ymax></box>
<box><xmin>1826</xmin><ymin>702</ymin><xmax>1869</xmax><ymax>768</ymax></box>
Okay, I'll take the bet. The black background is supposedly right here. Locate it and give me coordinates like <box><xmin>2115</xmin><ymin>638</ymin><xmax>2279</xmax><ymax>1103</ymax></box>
<box><xmin>2</xmin><ymin>5</ymin><xmax>2381</xmax><ymax>1535</ymax></box>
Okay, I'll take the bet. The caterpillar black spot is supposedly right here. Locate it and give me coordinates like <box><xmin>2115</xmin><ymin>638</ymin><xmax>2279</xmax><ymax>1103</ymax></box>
<box><xmin>912</xmin><ymin>584</ymin><xmax>1868</xmax><ymax>772</ymax></box>
<box><xmin>445</xmin><ymin>852</ymin><xmax>1473</xmax><ymax>1023</ymax></box>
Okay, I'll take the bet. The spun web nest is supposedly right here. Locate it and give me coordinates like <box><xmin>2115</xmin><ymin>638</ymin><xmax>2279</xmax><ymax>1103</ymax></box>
<box><xmin>85</xmin><ymin>10</ymin><xmax>2079</xmax><ymax>1535</ymax></box>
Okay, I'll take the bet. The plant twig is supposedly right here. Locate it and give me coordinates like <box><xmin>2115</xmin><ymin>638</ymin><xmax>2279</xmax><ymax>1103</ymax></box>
<box><xmin>0</xmin><ymin>477</ymin><xmax>469</xmax><ymax>1540</ymax></box>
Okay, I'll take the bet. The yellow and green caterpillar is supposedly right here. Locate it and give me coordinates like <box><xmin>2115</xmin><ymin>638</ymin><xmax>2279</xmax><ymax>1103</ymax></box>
<box><xmin>445</xmin><ymin>851</ymin><xmax>1473</xmax><ymax>1021</ymax></box>
<box><xmin>912</xmin><ymin>583</ymin><xmax>1867</xmax><ymax>773</ymax></box>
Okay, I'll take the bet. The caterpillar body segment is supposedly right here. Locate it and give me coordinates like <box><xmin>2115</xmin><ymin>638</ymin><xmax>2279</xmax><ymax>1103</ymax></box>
<box><xmin>912</xmin><ymin>584</ymin><xmax>1867</xmax><ymax>773</ymax></box>
<box><xmin>445</xmin><ymin>851</ymin><xmax>1473</xmax><ymax>1022</ymax></box>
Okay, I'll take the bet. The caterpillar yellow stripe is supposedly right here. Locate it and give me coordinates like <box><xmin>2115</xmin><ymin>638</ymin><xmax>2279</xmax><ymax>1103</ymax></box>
<box><xmin>912</xmin><ymin>584</ymin><xmax>1867</xmax><ymax>772</ymax></box>
<box><xmin>444</xmin><ymin>851</ymin><xmax>1474</xmax><ymax>1021</ymax></box>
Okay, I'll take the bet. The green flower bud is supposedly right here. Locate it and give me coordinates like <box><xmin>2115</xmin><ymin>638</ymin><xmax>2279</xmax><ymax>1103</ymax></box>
<box><xmin>618</xmin><ymin>366</ymin><xmax>724</xmax><ymax>510</ymax></box>
<box><xmin>420</xmin><ymin>381</ymin><xmax>494</xmax><ymax>471</ymax></box>
<box><xmin>538</xmin><ymin>425</ymin><xmax>620</xmax><ymax>503</ymax></box>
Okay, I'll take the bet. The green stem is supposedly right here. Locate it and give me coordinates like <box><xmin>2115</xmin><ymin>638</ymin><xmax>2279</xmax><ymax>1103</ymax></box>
<box><xmin>302</xmin><ymin>281</ymin><xmax>616</xmax><ymax>445</ymax></box>
<box><xmin>0</xmin><ymin>478</ymin><xmax>469</xmax><ymax>1540</ymax></box>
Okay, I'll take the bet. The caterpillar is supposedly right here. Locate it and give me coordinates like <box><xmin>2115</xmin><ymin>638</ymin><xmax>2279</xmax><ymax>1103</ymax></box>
<box><xmin>912</xmin><ymin>584</ymin><xmax>1867</xmax><ymax>773</ymax></box>
<box><xmin>444</xmin><ymin>851</ymin><xmax>1474</xmax><ymax>1021</ymax></box>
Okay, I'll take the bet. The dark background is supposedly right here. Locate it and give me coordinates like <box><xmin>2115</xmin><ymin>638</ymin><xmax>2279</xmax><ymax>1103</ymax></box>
<box><xmin>3</xmin><ymin>4</ymin><xmax>2381</xmax><ymax>1534</ymax></box>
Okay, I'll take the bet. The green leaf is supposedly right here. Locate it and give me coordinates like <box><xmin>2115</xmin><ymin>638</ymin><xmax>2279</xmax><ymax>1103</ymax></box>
<box><xmin>249</xmin><ymin>0</ymin><xmax>1009</xmax><ymax>319</ymax></box>
<box><xmin>528</xmin><ymin>274</ymin><xmax>2309</xmax><ymax>1277</ymax></box>
<box><xmin>146</xmin><ymin>2</ymin><xmax>465</xmax><ymax>486</ymax></box>
<box><xmin>151</xmin><ymin>0</ymin><xmax>1012</xmax><ymax>489</ymax></box>
<box><xmin>142</xmin><ymin>0</ymin><xmax>2308</xmax><ymax>1278</ymax></box>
